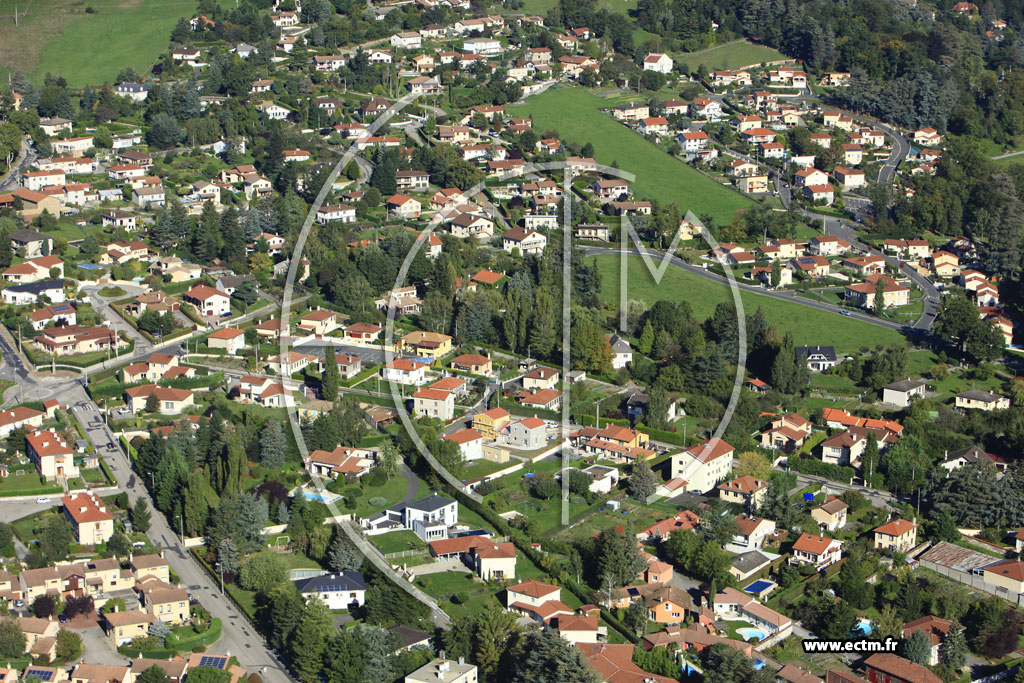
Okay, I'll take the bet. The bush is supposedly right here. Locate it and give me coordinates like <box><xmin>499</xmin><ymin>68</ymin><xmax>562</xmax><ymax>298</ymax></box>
<box><xmin>363</xmin><ymin>469</ymin><xmax>387</xmax><ymax>487</ymax></box>
<box><xmin>786</xmin><ymin>455</ymin><xmax>855</xmax><ymax>483</ymax></box>
<box><xmin>367</xmin><ymin>496</ymin><xmax>386</xmax><ymax>507</ymax></box>
<box><xmin>475</xmin><ymin>480</ymin><xmax>502</xmax><ymax>496</ymax></box>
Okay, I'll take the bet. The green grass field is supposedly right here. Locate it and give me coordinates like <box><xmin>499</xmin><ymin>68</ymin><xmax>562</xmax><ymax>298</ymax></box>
<box><xmin>513</xmin><ymin>88</ymin><xmax>754</xmax><ymax>223</ymax></box>
<box><xmin>0</xmin><ymin>0</ymin><xmax>189</xmax><ymax>86</ymax></box>
<box><xmin>520</xmin><ymin>0</ymin><xmax>636</xmax><ymax>17</ymax></box>
<box><xmin>596</xmin><ymin>254</ymin><xmax>906</xmax><ymax>353</ymax></box>
<box><xmin>676</xmin><ymin>41</ymin><xmax>787</xmax><ymax>71</ymax></box>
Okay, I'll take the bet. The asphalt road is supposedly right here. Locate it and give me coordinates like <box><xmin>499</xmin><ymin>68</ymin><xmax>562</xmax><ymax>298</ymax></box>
<box><xmin>79</xmin><ymin>283</ymin><xmax>154</xmax><ymax>354</ymax></box>
<box><xmin>785</xmin><ymin>471</ymin><xmax>896</xmax><ymax>512</ymax></box>
<box><xmin>821</xmin><ymin>217</ymin><xmax>940</xmax><ymax>331</ymax></box>
<box><xmin>864</xmin><ymin>119</ymin><xmax>910</xmax><ymax>204</ymax></box>
<box><xmin>578</xmin><ymin>245</ymin><xmax>910</xmax><ymax>332</ymax></box>
<box><xmin>682</xmin><ymin>88</ymin><xmax>932</xmax><ymax>331</ymax></box>
<box><xmin>0</xmin><ymin>137</ymin><xmax>36</xmax><ymax>192</ymax></box>
<box><xmin>65</xmin><ymin>386</ymin><xmax>293</xmax><ymax>683</ymax></box>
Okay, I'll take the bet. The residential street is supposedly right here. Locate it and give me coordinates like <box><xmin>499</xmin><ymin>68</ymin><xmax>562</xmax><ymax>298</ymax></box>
<box><xmin>65</xmin><ymin>386</ymin><xmax>294</xmax><ymax>683</ymax></box>
<box><xmin>0</xmin><ymin>137</ymin><xmax>35</xmax><ymax>192</ymax></box>
<box><xmin>821</xmin><ymin>217</ymin><xmax>940</xmax><ymax>331</ymax></box>
<box><xmin>79</xmin><ymin>282</ymin><xmax>154</xmax><ymax>354</ymax></box>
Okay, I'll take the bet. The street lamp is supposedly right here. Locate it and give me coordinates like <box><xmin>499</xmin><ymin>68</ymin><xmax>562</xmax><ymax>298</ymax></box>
<box><xmin>216</xmin><ymin>562</ymin><xmax>224</xmax><ymax>594</ymax></box>
<box><xmin>178</xmin><ymin>515</ymin><xmax>184</xmax><ymax>545</ymax></box>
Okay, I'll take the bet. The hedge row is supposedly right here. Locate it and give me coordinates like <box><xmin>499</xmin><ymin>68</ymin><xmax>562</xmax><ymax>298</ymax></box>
<box><xmin>180</xmin><ymin>303</ymin><xmax>205</xmax><ymax>326</ymax></box>
<box><xmin>576</xmin><ymin>414</ymin><xmax>630</xmax><ymax>428</ymax></box>
<box><xmin>785</xmin><ymin>455</ymin><xmax>855</xmax><ymax>483</ymax></box>
<box><xmin>165</xmin><ymin>372</ymin><xmax>225</xmax><ymax>389</ymax></box>
<box><xmin>118</xmin><ymin>645</ymin><xmax>178</xmax><ymax>659</ymax></box>
<box><xmin>88</xmin><ymin>380</ymin><xmax>131</xmax><ymax>400</ymax></box>
<box><xmin>0</xmin><ymin>483</ymin><xmax>63</xmax><ymax>497</ymax></box>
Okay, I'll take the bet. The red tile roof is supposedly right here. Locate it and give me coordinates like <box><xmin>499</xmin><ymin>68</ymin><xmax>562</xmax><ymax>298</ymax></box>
<box><xmin>62</xmin><ymin>492</ymin><xmax>113</xmax><ymax>524</ymax></box>
<box><xmin>864</xmin><ymin>654</ymin><xmax>942</xmax><ymax>683</ymax></box>
<box><xmin>443</xmin><ymin>428</ymin><xmax>483</xmax><ymax>444</ymax></box>
<box><xmin>874</xmin><ymin>519</ymin><xmax>916</xmax><ymax>537</ymax></box>
<box><xmin>684</xmin><ymin>438</ymin><xmax>734</xmax><ymax>463</ymax></box>
<box><xmin>792</xmin><ymin>533</ymin><xmax>836</xmax><ymax>556</ymax></box>
<box><xmin>984</xmin><ymin>559</ymin><xmax>1024</xmax><ymax>583</ymax></box>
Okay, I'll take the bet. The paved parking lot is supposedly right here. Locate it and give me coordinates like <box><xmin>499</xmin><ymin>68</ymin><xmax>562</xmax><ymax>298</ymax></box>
<box><xmin>295</xmin><ymin>340</ymin><xmax>386</xmax><ymax>366</ymax></box>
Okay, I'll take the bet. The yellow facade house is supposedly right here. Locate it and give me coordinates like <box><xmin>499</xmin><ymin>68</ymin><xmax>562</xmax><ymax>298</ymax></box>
<box><xmin>472</xmin><ymin>407</ymin><xmax>511</xmax><ymax>440</ymax></box>
<box><xmin>400</xmin><ymin>331</ymin><xmax>452</xmax><ymax>359</ymax></box>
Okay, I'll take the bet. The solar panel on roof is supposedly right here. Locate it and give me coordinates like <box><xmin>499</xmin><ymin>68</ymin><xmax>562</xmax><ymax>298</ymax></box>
<box><xmin>27</xmin><ymin>670</ymin><xmax>53</xmax><ymax>682</ymax></box>
<box><xmin>198</xmin><ymin>656</ymin><xmax>227</xmax><ymax>669</ymax></box>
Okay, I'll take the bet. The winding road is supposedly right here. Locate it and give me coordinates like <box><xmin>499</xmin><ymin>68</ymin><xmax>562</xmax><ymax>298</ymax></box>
<box><xmin>0</xmin><ymin>137</ymin><xmax>35</xmax><ymax>192</ymax></box>
<box><xmin>577</xmin><ymin>245</ymin><xmax>913</xmax><ymax>332</ymax></box>
<box><xmin>723</xmin><ymin>106</ymin><xmax>933</xmax><ymax>331</ymax></box>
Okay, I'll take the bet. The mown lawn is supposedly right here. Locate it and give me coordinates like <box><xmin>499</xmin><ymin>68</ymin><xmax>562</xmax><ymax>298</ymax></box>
<box><xmin>675</xmin><ymin>41</ymin><xmax>787</xmax><ymax>71</ymax></box>
<box><xmin>0</xmin><ymin>0</ymin><xmax>192</xmax><ymax>86</ymax></box>
<box><xmin>809</xmin><ymin>373</ymin><xmax>859</xmax><ymax>393</ymax></box>
<box><xmin>370</xmin><ymin>530</ymin><xmax>428</xmax><ymax>555</ymax></box>
<box><xmin>512</xmin><ymin>87</ymin><xmax>754</xmax><ymax>224</ymax></box>
<box><xmin>353</xmin><ymin>474</ymin><xmax>413</xmax><ymax>517</ymax></box>
<box><xmin>595</xmin><ymin>254</ymin><xmax>907</xmax><ymax>353</ymax></box>
<box><xmin>0</xmin><ymin>473</ymin><xmax>63</xmax><ymax>498</ymax></box>
<box><xmin>929</xmin><ymin>367</ymin><xmax>1006</xmax><ymax>402</ymax></box>
<box><xmin>415</xmin><ymin>571</ymin><xmax>501</xmax><ymax>619</ymax></box>
<box><xmin>461</xmin><ymin>458</ymin><xmax>514</xmax><ymax>481</ymax></box>
<box><xmin>521</xmin><ymin>0</ymin><xmax>635</xmax><ymax>17</ymax></box>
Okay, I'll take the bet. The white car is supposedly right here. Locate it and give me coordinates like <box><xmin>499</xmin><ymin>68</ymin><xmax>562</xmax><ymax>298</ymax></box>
<box><xmin>36</xmin><ymin>497</ymin><xmax>50</xmax><ymax>504</ymax></box>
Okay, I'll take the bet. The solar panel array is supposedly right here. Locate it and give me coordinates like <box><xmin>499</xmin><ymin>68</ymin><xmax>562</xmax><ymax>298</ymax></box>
<box><xmin>198</xmin><ymin>656</ymin><xmax>227</xmax><ymax>669</ymax></box>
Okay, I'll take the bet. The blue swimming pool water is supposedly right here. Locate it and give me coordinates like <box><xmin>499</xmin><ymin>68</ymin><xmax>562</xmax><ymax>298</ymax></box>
<box><xmin>852</xmin><ymin>618</ymin><xmax>873</xmax><ymax>636</ymax></box>
<box><xmin>302</xmin><ymin>490</ymin><xmax>340</xmax><ymax>503</ymax></box>
<box><xmin>78</xmin><ymin>264</ymin><xmax>101</xmax><ymax>269</ymax></box>
<box><xmin>745</xmin><ymin>579</ymin><xmax>774</xmax><ymax>593</ymax></box>
<box><xmin>737</xmin><ymin>627</ymin><xmax>767</xmax><ymax>642</ymax></box>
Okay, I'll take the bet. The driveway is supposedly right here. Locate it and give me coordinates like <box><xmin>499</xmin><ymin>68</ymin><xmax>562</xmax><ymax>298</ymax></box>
<box><xmin>413</xmin><ymin>558</ymin><xmax>468</xmax><ymax>576</ymax></box>
<box><xmin>65</xmin><ymin>387</ymin><xmax>294</xmax><ymax>683</ymax></box>
<box><xmin>75</xmin><ymin>623</ymin><xmax>126</xmax><ymax>666</ymax></box>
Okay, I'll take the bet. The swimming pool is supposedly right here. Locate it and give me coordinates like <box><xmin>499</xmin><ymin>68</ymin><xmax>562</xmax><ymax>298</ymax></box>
<box><xmin>78</xmin><ymin>264</ymin><xmax>101</xmax><ymax>269</ymax></box>
<box><xmin>302</xmin><ymin>490</ymin><xmax>341</xmax><ymax>504</ymax></box>
<box><xmin>745</xmin><ymin>579</ymin><xmax>775</xmax><ymax>593</ymax></box>
<box><xmin>852</xmin><ymin>618</ymin><xmax>873</xmax><ymax>636</ymax></box>
<box><xmin>736</xmin><ymin>627</ymin><xmax>767</xmax><ymax>642</ymax></box>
